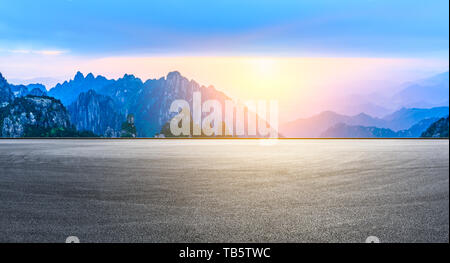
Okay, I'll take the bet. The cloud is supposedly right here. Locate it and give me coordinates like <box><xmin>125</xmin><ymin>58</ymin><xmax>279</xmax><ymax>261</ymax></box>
<box><xmin>8</xmin><ymin>49</ymin><xmax>67</xmax><ymax>55</ymax></box>
<box><xmin>34</xmin><ymin>50</ymin><xmax>67</xmax><ymax>55</ymax></box>
<box><xmin>9</xmin><ymin>49</ymin><xmax>31</xmax><ymax>54</ymax></box>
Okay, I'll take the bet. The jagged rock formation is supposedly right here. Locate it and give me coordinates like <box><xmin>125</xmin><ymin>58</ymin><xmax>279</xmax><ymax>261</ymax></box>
<box><xmin>421</xmin><ymin>116</ymin><xmax>449</xmax><ymax>138</ymax></box>
<box><xmin>49</xmin><ymin>71</ymin><xmax>113</xmax><ymax>105</ymax></box>
<box><xmin>26</xmin><ymin>84</ymin><xmax>47</xmax><ymax>93</ymax></box>
<box><xmin>10</xmin><ymin>83</ymin><xmax>47</xmax><ymax>98</ymax></box>
<box><xmin>135</xmin><ymin>71</ymin><xmax>231</xmax><ymax>136</ymax></box>
<box><xmin>0</xmin><ymin>96</ymin><xmax>71</xmax><ymax>137</ymax></box>
<box><xmin>99</xmin><ymin>73</ymin><xmax>143</xmax><ymax>113</ymax></box>
<box><xmin>49</xmin><ymin>71</ymin><xmax>234</xmax><ymax>137</ymax></box>
<box><xmin>28</xmin><ymin>88</ymin><xmax>47</xmax><ymax>97</ymax></box>
<box><xmin>1</xmin><ymin>73</ymin><xmax>77</xmax><ymax>137</ymax></box>
<box><xmin>10</xmin><ymin>84</ymin><xmax>29</xmax><ymax>98</ymax></box>
<box><xmin>68</xmin><ymin>90</ymin><xmax>123</xmax><ymax>137</ymax></box>
<box><xmin>3</xmin><ymin>71</ymin><xmax>249</xmax><ymax>138</ymax></box>
<box><xmin>0</xmin><ymin>73</ymin><xmax>14</xmax><ymax>107</ymax></box>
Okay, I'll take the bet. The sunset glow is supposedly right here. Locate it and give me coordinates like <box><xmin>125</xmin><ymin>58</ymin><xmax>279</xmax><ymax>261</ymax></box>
<box><xmin>2</xmin><ymin>55</ymin><xmax>446</xmax><ymax>120</ymax></box>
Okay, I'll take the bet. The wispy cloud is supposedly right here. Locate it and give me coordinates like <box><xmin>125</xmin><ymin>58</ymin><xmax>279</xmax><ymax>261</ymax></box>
<box><xmin>8</xmin><ymin>49</ymin><xmax>68</xmax><ymax>55</ymax></box>
<box><xmin>34</xmin><ymin>50</ymin><xmax>67</xmax><ymax>55</ymax></box>
<box><xmin>9</xmin><ymin>49</ymin><xmax>31</xmax><ymax>54</ymax></box>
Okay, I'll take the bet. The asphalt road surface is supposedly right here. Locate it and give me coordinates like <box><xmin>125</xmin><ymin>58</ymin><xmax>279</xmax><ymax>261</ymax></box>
<box><xmin>0</xmin><ymin>139</ymin><xmax>448</xmax><ymax>243</ymax></box>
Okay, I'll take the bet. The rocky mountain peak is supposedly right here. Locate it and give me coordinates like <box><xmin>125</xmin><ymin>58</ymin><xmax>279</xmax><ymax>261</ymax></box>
<box><xmin>86</xmin><ymin>73</ymin><xmax>95</xmax><ymax>80</ymax></box>
<box><xmin>0</xmin><ymin>72</ymin><xmax>14</xmax><ymax>106</ymax></box>
<box><xmin>1</xmin><ymin>96</ymin><xmax>71</xmax><ymax>137</ymax></box>
<box><xmin>122</xmin><ymin>73</ymin><xmax>137</xmax><ymax>80</ymax></box>
<box><xmin>0</xmin><ymin>72</ymin><xmax>6</xmax><ymax>83</ymax></box>
<box><xmin>166</xmin><ymin>71</ymin><xmax>183</xmax><ymax>81</ymax></box>
<box><xmin>74</xmin><ymin>71</ymin><xmax>85</xmax><ymax>81</ymax></box>
<box><xmin>68</xmin><ymin>89</ymin><xmax>123</xmax><ymax>137</ymax></box>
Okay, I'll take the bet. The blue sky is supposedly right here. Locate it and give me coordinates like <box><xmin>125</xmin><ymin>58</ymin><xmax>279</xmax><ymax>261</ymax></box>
<box><xmin>0</xmin><ymin>0</ymin><xmax>448</xmax><ymax>57</ymax></box>
<box><xmin>0</xmin><ymin>0</ymin><xmax>448</xmax><ymax>119</ymax></box>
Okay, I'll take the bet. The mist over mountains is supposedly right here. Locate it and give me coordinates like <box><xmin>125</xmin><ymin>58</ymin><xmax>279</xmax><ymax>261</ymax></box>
<box><xmin>329</xmin><ymin>72</ymin><xmax>449</xmax><ymax>118</ymax></box>
<box><xmin>321</xmin><ymin>117</ymin><xmax>440</xmax><ymax>138</ymax></box>
<box><xmin>279</xmin><ymin>106</ymin><xmax>449</xmax><ymax>138</ymax></box>
<box><xmin>280</xmin><ymin>71</ymin><xmax>449</xmax><ymax>138</ymax></box>
<box><xmin>392</xmin><ymin>72</ymin><xmax>449</xmax><ymax>109</ymax></box>
<box><xmin>1</xmin><ymin>70</ymin><xmax>449</xmax><ymax>138</ymax></box>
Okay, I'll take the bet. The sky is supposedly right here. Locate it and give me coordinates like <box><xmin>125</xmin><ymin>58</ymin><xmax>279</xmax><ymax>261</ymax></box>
<box><xmin>0</xmin><ymin>0</ymin><xmax>448</xmax><ymax>119</ymax></box>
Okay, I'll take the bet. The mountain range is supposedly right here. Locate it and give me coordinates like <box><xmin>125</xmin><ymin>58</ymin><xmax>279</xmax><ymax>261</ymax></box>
<box><xmin>10</xmin><ymin>83</ymin><xmax>47</xmax><ymax>98</ymax></box>
<box><xmin>321</xmin><ymin>117</ymin><xmax>440</xmax><ymax>138</ymax></box>
<box><xmin>392</xmin><ymin>71</ymin><xmax>449</xmax><ymax>109</ymax></box>
<box><xmin>280</xmin><ymin>71</ymin><xmax>449</xmax><ymax>138</ymax></box>
<box><xmin>68</xmin><ymin>89</ymin><xmax>123</xmax><ymax>137</ymax></box>
<box><xmin>331</xmin><ymin>72</ymin><xmax>449</xmax><ymax>118</ymax></box>
<box><xmin>1</xmin><ymin>70</ymin><xmax>449</xmax><ymax>138</ymax></box>
<box><xmin>48</xmin><ymin>71</ymin><xmax>233</xmax><ymax>137</ymax></box>
<box><xmin>279</xmin><ymin>106</ymin><xmax>449</xmax><ymax>138</ymax></box>
<box><xmin>0</xmin><ymin>95</ymin><xmax>71</xmax><ymax>137</ymax></box>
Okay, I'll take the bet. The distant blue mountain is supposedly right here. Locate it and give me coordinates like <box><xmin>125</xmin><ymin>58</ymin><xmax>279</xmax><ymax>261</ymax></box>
<box><xmin>328</xmin><ymin>72</ymin><xmax>449</xmax><ymax>118</ymax></box>
<box><xmin>3</xmin><ymin>70</ymin><xmax>449</xmax><ymax>138</ymax></box>
<box><xmin>392</xmin><ymin>71</ymin><xmax>449</xmax><ymax>108</ymax></box>
<box><xmin>10</xmin><ymin>84</ymin><xmax>29</xmax><ymax>98</ymax></box>
<box><xmin>68</xmin><ymin>90</ymin><xmax>124</xmax><ymax>137</ymax></box>
<box><xmin>26</xmin><ymin>83</ymin><xmax>47</xmax><ymax>93</ymax></box>
<box><xmin>280</xmin><ymin>111</ymin><xmax>386</xmax><ymax>138</ymax></box>
<box><xmin>382</xmin><ymin>106</ymin><xmax>449</xmax><ymax>131</ymax></box>
<box><xmin>321</xmin><ymin>117</ymin><xmax>440</xmax><ymax>138</ymax></box>
<box><xmin>280</xmin><ymin>106</ymin><xmax>449</xmax><ymax>137</ymax></box>
<box><xmin>48</xmin><ymin>71</ymin><xmax>231</xmax><ymax>137</ymax></box>
<box><xmin>28</xmin><ymin>87</ymin><xmax>47</xmax><ymax>97</ymax></box>
<box><xmin>48</xmin><ymin>72</ymin><xmax>114</xmax><ymax>105</ymax></box>
<box><xmin>10</xmin><ymin>83</ymin><xmax>47</xmax><ymax>98</ymax></box>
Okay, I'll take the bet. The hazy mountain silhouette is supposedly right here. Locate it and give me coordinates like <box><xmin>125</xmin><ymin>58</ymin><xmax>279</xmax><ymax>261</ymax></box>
<box><xmin>392</xmin><ymin>72</ymin><xmax>449</xmax><ymax>108</ymax></box>
<box><xmin>330</xmin><ymin>71</ymin><xmax>449</xmax><ymax>118</ymax></box>
<box><xmin>280</xmin><ymin>107</ymin><xmax>449</xmax><ymax>137</ymax></box>
<box><xmin>321</xmin><ymin>117</ymin><xmax>440</xmax><ymax>138</ymax></box>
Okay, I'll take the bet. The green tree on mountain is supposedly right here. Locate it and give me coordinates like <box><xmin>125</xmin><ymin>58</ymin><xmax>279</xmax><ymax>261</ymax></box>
<box><xmin>121</xmin><ymin>114</ymin><xmax>137</xmax><ymax>138</ymax></box>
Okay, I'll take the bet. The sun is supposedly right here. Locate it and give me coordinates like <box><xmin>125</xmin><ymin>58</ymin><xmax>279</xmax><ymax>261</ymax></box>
<box><xmin>251</xmin><ymin>58</ymin><xmax>276</xmax><ymax>76</ymax></box>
